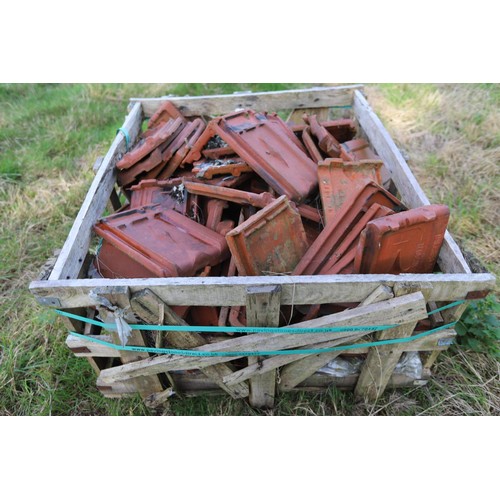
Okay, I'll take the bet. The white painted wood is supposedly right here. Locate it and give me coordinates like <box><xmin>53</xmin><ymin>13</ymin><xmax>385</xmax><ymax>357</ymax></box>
<box><xmin>30</xmin><ymin>273</ymin><xmax>496</xmax><ymax>309</ymax></box>
<box><xmin>96</xmin><ymin>292</ymin><xmax>428</xmax><ymax>385</ymax></box>
<box><xmin>353</xmin><ymin>90</ymin><xmax>471</xmax><ymax>274</ymax></box>
<box><xmin>132</xmin><ymin>86</ymin><xmax>363</xmax><ymax>117</ymax></box>
<box><xmin>49</xmin><ymin>103</ymin><xmax>143</xmax><ymax>280</ymax></box>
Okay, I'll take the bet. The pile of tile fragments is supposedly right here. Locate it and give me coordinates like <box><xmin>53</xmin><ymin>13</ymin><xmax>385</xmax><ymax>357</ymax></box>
<box><xmin>92</xmin><ymin>101</ymin><xmax>450</xmax><ymax>325</ymax></box>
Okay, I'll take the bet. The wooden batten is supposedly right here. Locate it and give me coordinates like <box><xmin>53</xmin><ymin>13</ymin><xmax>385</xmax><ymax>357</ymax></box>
<box><xmin>131</xmin><ymin>85</ymin><xmax>363</xmax><ymax>118</ymax></box>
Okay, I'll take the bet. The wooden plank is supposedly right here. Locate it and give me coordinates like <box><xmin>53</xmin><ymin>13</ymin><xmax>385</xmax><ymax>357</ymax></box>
<box><xmin>245</xmin><ymin>285</ymin><xmax>281</xmax><ymax>409</ymax></box>
<box><xmin>353</xmin><ymin>90</ymin><xmax>471</xmax><ymax>274</ymax></box>
<box><xmin>140</xmin><ymin>369</ymin><xmax>429</xmax><ymax>396</ymax></box>
<box><xmin>287</xmin><ymin>107</ymin><xmax>330</xmax><ymax>124</ymax></box>
<box><xmin>353</xmin><ymin>321</ymin><xmax>419</xmax><ymax>402</ymax></box>
<box><xmin>66</xmin><ymin>334</ymin><xmax>119</xmax><ymax>357</ymax></box>
<box><xmin>29</xmin><ymin>273</ymin><xmax>496</xmax><ymax>309</ymax></box>
<box><xmin>223</xmin><ymin>285</ymin><xmax>393</xmax><ymax>387</ymax></box>
<box><xmin>96</xmin><ymin>292</ymin><xmax>428</xmax><ymax>385</ymax></box>
<box><xmin>48</xmin><ymin>103</ymin><xmax>143</xmax><ymax>280</ymax></box>
<box><xmin>132</xmin><ymin>85</ymin><xmax>362</xmax><ymax>118</ymax></box>
<box><xmin>97</xmin><ymin>288</ymin><xmax>163</xmax><ymax>398</ymax></box>
<box><xmin>353</xmin><ymin>284</ymin><xmax>429</xmax><ymax>402</ymax></box>
<box><xmin>130</xmin><ymin>289</ymin><xmax>249</xmax><ymax>399</ymax></box>
<box><xmin>277</xmin><ymin>285</ymin><xmax>395</xmax><ymax>391</ymax></box>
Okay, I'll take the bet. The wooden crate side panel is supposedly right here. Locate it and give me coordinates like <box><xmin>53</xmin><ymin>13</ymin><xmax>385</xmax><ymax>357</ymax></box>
<box><xmin>353</xmin><ymin>90</ymin><xmax>471</xmax><ymax>275</ymax></box>
<box><xmin>132</xmin><ymin>85</ymin><xmax>363</xmax><ymax>118</ymax></box>
<box><xmin>95</xmin><ymin>292</ymin><xmax>428</xmax><ymax>385</ymax></box>
<box><xmin>30</xmin><ymin>273</ymin><xmax>496</xmax><ymax>309</ymax></box>
<box><xmin>49</xmin><ymin>103</ymin><xmax>143</xmax><ymax>281</ymax></box>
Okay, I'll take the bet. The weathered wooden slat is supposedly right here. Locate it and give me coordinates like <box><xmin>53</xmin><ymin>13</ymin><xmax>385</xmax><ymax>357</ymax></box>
<box><xmin>131</xmin><ymin>85</ymin><xmax>363</xmax><ymax>118</ymax></box>
<box><xmin>66</xmin><ymin>333</ymin><xmax>119</xmax><ymax>357</ymax></box>
<box><xmin>29</xmin><ymin>273</ymin><xmax>496</xmax><ymax>309</ymax></box>
<box><xmin>353</xmin><ymin>90</ymin><xmax>471</xmax><ymax>274</ymax></box>
<box><xmin>49</xmin><ymin>103</ymin><xmax>143</xmax><ymax>281</ymax></box>
<box><xmin>130</xmin><ymin>289</ymin><xmax>249</xmax><ymax>399</ymax></box>
<box><xmin>287</xmin><ymin>106</ymin><xmax>330</xmax><ymax>124</ymax></box>
<box><xmin>96</xmin><ymin>292</ymin><xmax>428</xmax><ymax>385</ymax></box>
<box><xmin>136</xmin><ymin>369</ymin><xmax>429</xmax><ymax>397</ymax></box>
<box><xmin>67</xmin><ymin>328</ymin><xmax>456</xmax><ymax>360</ymax></box>
<box><xmin>354</xmin><ymin>321</ymin><xmax>419</xmax><ymax>402</ymax></box>
<box><xmin>277</xmin><ymin>285</ymin><xmax>395</xmax><ymax>391</ymax></box>
<box><xmin>246</xmin><ymin>285</ymin><xmax>282</xmax><ymax>409</ymax></box>
<box><xmin>223</xmin><ymin>285</ymin><xmax>393</xmax><ymax>387</ymax></box>
<box><xmin>97</xmin><ymin>289</ymin><xmax>163</xmax><ymax>398</ymax></box>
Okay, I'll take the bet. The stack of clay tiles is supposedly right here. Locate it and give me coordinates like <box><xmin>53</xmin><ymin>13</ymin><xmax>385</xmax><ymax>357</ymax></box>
<box><xmin>92</xmin><ymin>101</ymin><xmax>450</xmax><ymax>326</ymax></box>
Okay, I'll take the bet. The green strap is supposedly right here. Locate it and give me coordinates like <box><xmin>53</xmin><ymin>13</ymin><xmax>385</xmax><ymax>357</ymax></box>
<box><xmin>54</xmin><ymin>299</ymin><xmax>465</xmax><ymax>335</ymax></box>
<box><xmin>55</xmin><ymin>309</ymin><xmax>397</xmax><ymax>335</ymax></box>
<box><xmin>68</xmin><ymin>321</ymin><xmax>457</xmax><ymax>357</ymax></box>
<box><xmin>116</xmin><ymin>127</ymin><xmax>131</xmax><ymax>150</ymax></box>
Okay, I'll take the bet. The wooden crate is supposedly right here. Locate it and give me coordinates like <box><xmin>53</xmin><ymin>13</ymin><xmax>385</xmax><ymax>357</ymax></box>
<box><xmin>29</xmin><ymin>85</ymin><xmax>496</xmax><ymax>409</ymax></box>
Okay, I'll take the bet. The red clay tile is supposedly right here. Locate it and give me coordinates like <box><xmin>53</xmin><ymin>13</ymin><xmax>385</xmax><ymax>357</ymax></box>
<box><xmin>318</xmin><ymin>158</ymin><xmax>384</xmax><ymax>224</ymax></box>
<box><xmin>305</xmin><ymin>114</ymin><xmax>341</xmax><ymax>158</ymax></box>
<box><xmin>192</xmin><ymin>158</ymin><xmax>253</xmax><ymax>179</ymax></box>
<box><xmin>146</xmin><ymin>101</ymin><xmax>185</xmax><ymax>132</ymax></box>
<box><xmin>302</xmin><ymin>126</ymin><xmax>324</xmax><ymax>163</ymax></box>
<box><xmin>225</xmin><ymin>195</ymin><xmax>309</xmax><ymax>276</ymax></box>
<box><xmin>340</xmin><ymin>138</ymin><xmax>380</xmax><ymax>161</ymax></box>
<box><xmin>289</xmin><ymin>119</ymin><xmax>357</xmax><ymax>143</ymax></box>
<box><xmin>141</xmin><ymin>118</ymin><xmax>205</xmax><ymax>182</ymax></box>
<box><xmin>129</xmin><ymin>179</ymin><xmax>188</xmax><ymax>213</ymax></box>
<box><xmin>183</xmin><ymin>181</ymin><xmax>276</xmax><ymax>209</ymax></box>
<box><xmin>201</xmin><ymin>145</ymin><xmax>236</xmax><ymax>159</ymax></box>
<box><xmin>319</xmin><ymin>204</ymin><xmax>394</xmax><ymax>275</ymax></box>
<box><xmin>158</xmin><ymin>118</ymin><xmax>206</xmax><ymax>180</ymax></box>
<box><xmin>205</xmin><ymin>199</ymin><xmax>228</xmax><ymax>231</ymax></box>
<box><xmin>184</xmin><ymin>110</ymin><xmax>318</xmax><ymax>203</ymax></box>
<box><xmin>94</xmin><ymin>206</ymin><xmax>229</xmax><ymax>279</ymax></box>
<box><xmin>293</xmin><ymin>180</ymin><xmax>405</xmax><ymax>276</ymax></box>
<box><xmin>354</xmin><ymin>205</ymin><xmax>450</xmax><ymax>274</ymax></box>
<box><xmin>116</xmin><ymin>117</ymin><xmax>185</xmax><ymax>171</ymax></box>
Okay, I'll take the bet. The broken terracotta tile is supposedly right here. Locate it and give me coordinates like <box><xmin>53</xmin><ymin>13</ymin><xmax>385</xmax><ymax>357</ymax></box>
<box><xmin>290</xmin><ymin>118</ymin><xmax>357</xmax><ymax>143</ymax></box>
<box><xmin>141</xmin><ymin>118</ymin><xmax>205</xmax><ymax>182</ymax></box>
<box><xmin>293</xmin><ymin>180</ymin><xmax>406</xmax><ymax>276</ymax></box>
<box><xmin>225</xmin><ymin>195</ymin><xmax>309</xmax><ymax>276</ymax></box>
<box><xmin>183</xmin><ymin>181</ymin><xmax>276</xmax><ymax>209</ymax></box>
<box><xmin>340</xmin><ymin>138</ymin><xmax>380</xmax><ymax>161</ymax></box>
<box><xmin>319</xmin><ymin>203</ymin><xmax>394</xmax><ymax>275</ymax></box>
<box><xmin>146</xmin><ymin>101</ymin><xmax>185</xmax><ymax>131</ymax></box>
<box><xmin>201</xmin><ymin>145</ymin><xmax>235</xmax><ymax>159</ymax></box>
<box><xmin>192</xmin><ymin>158</ymin><xmax>253</xmax><ymax>179</ymax></box>
<box><xmin>116</xmin><ymin>117</ymin><xmax>185</xmax><ymax>171</ymax></box>
<box><xmin>354</xmin><ymin>204</ymin><xmax>450</xmax><ymax>274</ymax></box>
<box><xmin>302</xmin><ymin>126</ymin><xmax>324</xmax><ymax>163</ymax></box>
<box><xmin>129</xmin><ymin>179</ymin><xmax>188</xmax><ymax>213</ymax></box>
<box><xmin>184</xmin><ymin>110</ymin><xmax>318</xmax><ymax>203</ymax></box>
<box><xmin>94</xmin><ymin>206</ymin><xmax>229</xmax><ymax>279</ymax></box>
<box><xmin>318</xmin><ymin>158</ymin><xmax>384</xmax><ymax>224</ymax></box>
<box><xmin>205</xmin><ymin>199</ymin><xmax>228</xmax><ymax>231</ymax></box>
<box><xmin>157</xmin><ymin>118</ymin><xmax>206</xmax><ymax>180</ymax></box>
<box><xmin>305</xmin><ymin>114</ymin><xmax>341</xmax><ymax>158</ymax></box>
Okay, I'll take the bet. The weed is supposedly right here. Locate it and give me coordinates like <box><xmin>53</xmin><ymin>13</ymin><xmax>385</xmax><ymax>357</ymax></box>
<box><xmin>455</xmin><ymin>296</ymin><xmax>500</xmax><ymax>358</ymax></box>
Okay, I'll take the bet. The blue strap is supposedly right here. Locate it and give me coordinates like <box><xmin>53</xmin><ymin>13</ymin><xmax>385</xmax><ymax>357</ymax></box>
<box><xmin>116</xmin><ymin>127</ymin><xmax>131</xmax><ymax>150</ymax></box>
<box><xmin>68</xmin><ymin>321</ymin><xmax>457</xmax><ymax>357</ymax></box>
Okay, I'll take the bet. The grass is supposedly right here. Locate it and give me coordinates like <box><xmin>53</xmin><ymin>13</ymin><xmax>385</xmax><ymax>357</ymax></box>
<box><xmin>0</xmin><ymin>83</ymin><xmax>498</xmax><ymax>416</ymax></box>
